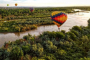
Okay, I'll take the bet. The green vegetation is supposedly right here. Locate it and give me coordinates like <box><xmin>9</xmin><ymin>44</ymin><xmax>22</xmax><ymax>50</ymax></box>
<box><xmin>0</xmin><ymin>7</ymin><xmax>74</xmax><ymax>32</ymax></box>
<box><xmin>0</xmin><ymin>19</ymin><xmax>90</xmax><ymax>60</ymax></box>
<box><xmin>1</xmin><ymin>7</ymin><xmax>90</xmax><ymax>32</ymax></box>
<box><xmin>0</xmin><ymin>7</ymin><xmax>73</xmax><ymax>21</ymax></box>
<box><xmin>1</xmin><ymin>6</ymin><xmax>90</xmax><ymax>59</ymax></box>
<box><xmin>0</xmin><ymin>18</ymin><xmax>53</xmax><ymax>32</ymax></box>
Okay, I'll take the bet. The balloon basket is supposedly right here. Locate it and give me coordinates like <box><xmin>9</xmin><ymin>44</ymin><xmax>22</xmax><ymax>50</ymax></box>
<box><xmin>58</xmin><ymin>27</ymin><xmax>60</xmax><ymax>31</ymax></box>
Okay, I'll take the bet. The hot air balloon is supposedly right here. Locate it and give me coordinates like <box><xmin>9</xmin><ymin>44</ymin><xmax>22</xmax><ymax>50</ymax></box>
<box><xmin>29</xmin><ymin>7</ymin><xmax>34</xmax><ymax>12</ymax></box>
<box><xmin>15</xmin><ymin>3</ymin><xmax>18</xmax><ymax>6</ymax></box>
<box><xmin>7</xmin><ymin>4</ymin><xmax>9</xmax><ymax>6</ymax></box>
<box><xmin>51</xmin><ymin>11</ymin><xmax>67</xmax><ymax>30</ymax></box>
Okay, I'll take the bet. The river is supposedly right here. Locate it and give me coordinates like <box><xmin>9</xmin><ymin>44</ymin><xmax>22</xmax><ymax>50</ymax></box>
<box><xmin>0</xmin><ymin>11</ymin><xmax>90</xmax><ymax>47</ymax></box>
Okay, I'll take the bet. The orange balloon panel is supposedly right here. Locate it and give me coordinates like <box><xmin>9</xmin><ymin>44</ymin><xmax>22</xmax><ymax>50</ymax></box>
<box><xmin>53</xmin><ymin>21</ymin><xmax>60</xmax><ymax>27</ymax></box>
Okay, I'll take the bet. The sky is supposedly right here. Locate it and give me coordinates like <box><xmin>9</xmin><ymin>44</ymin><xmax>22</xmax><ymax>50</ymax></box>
<box><xmin>0</xmin><ymin>0</ymin><xmax>90</xmax><ymax>7</ymax></box>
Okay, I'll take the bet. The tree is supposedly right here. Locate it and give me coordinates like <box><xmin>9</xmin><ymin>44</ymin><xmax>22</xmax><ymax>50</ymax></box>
<box><xmin>23</xmin><ymin>54</ymin><xmax>31</xmax><ymax>60</ymax></box>
<box><xmin>10</xmin><ymin>46</ymin><xmax>23</xmax><ymax>60</ymax></box>
<box><xmin>71</xmin><ymin>26</ymin><xmax>82</xmax><ymax>32</ymax></box>
<box><xmin>88</xmin><ymin>19</ymin><xmax>90</xmax><ymax>28</ymax></box>
<box><xmin>15</xmin><ymin>26</ymin><xmax>20</xmax><ymax>32</ymax></box>
<box><xmin>56</xmin><ymin>49</ymin><xmax>67</xmax><ymax>59</ymax></box>
<box><xmin>22</xmin><ymin>44</ymin><xmax>31</xmax><ymax>54</ymax></box>
<box><xmin>44</xmin><ymin>40</ymin><xmax>57</xmax><ymax>53</ymax></box>
<box><xmin>67</xmin><ymin>32</ymin><xmax>77</xmax><ymax>41</ymax></box>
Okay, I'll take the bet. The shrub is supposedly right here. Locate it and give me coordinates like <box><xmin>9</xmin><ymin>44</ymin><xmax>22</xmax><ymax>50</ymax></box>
<box><xmin>10</xmin><ymin>46</ymin><xmax>23</xmax><ymax>60</ymax></box>
<box><xmin>71</xmin><ymin>26</ymin><xmax>82</xmax><ymax>32</ymax></box>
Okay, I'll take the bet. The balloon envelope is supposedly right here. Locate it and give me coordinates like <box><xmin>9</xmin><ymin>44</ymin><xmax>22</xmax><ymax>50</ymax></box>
<box><xmin>15</xmin><ymin>3</ymin><xmax>17</xmax><ymax>6</ymax></box>
<box><xmin>51</xmin><ymin>11</ymin><xmax>67</xmax><ymax>27</ymax></box>
<box><xmin>29</xmin><ymin>7</ymin><xmax>34</xmax><ymax>12</ymax></box>
<box><xmin>7</xmin><ymin>4</ymin><xmax>9</xmax><ymax>6</ymax></box>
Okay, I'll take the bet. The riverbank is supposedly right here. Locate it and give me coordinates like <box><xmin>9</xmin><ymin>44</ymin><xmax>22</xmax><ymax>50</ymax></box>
<box><xmin>0</xmin><ymin>7</ymin><xmax>89</xmax><ymax>33</ymax></box>
<box><xmin>0</xmin><ymin>17</ymin><xmax>54</xmax><ymax>32</ymax></box>
<box><xmin>1</xmin><ymin>19</ymin><xmax>90</xmax><ymax>60</ymax></box>
<box><xmin>0</xmin><ymin>11</ymin><xmax>89</xmax><ymax>48</ymax></box>
<box><xmin>0</xmin><ymin>7</ymin><xmax>74</xmax><ymax>33</ymax></box>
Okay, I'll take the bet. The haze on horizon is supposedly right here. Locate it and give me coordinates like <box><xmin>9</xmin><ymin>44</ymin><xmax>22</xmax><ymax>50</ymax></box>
<box><xmin>0</xmin><ymin>0</ymin><xmax>90</xmax><ymax>7</ymax></box>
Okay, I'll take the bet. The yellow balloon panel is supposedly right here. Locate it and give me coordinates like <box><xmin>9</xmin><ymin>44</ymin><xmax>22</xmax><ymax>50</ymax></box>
<box><xmin>51</xmin><ymin>11</ymin><xmax>61</xmax><ymax>16</ymax></box>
